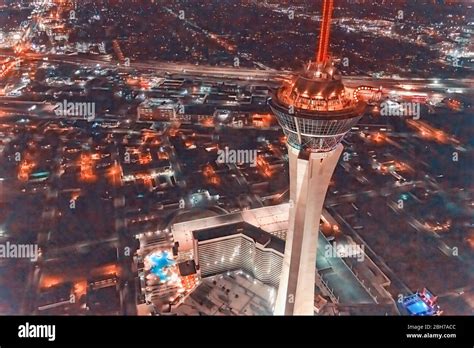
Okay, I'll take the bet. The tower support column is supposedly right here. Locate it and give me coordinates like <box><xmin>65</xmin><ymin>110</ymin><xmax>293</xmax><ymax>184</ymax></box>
<box><xmin>275</xmin><ymin>143</ymin><xmax>343</xmax><ymax>315</ymax></box>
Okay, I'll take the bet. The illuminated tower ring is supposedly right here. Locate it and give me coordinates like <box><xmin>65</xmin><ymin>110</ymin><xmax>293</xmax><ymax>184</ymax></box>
<box><xmin>269</xmin><ymin>61</ymin><xmax>365</xmax><ymax>153</ymax></box>
<box><xmin>269</xmin><ymin>0</ymin><xmax>365</xmax><ymax>315</ymax></box>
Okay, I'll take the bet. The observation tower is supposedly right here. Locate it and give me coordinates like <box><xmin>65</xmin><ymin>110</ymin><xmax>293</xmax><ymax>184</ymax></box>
<box><xmin>269</xmin><ymin>0</ymin><xmax>365</xmax><ymax>315</ymax></box>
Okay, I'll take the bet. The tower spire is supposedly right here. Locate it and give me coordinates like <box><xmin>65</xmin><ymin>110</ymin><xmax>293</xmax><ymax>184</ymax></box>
<box><xmin>316</xmin><ymin>0</ymin><xmax>334</xmax><ymax>63</ymax></box>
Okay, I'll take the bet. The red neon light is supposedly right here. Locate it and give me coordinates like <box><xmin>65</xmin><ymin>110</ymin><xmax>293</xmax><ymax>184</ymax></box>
<box><xmin>316</xmin><ymin>0</ymin><xmax>334</xmax><ymax>63</ymax></box>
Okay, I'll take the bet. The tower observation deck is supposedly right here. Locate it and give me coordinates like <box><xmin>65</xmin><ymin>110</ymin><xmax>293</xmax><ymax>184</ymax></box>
<box><xmin>270</xmin><ymin>60</ymin><xmax>365</xmax><ymax>152</ymax></box>
<box><xmin>269</xmin><ymin>0</ymin><xmax>366</xmax><ymax>315</ymax></box>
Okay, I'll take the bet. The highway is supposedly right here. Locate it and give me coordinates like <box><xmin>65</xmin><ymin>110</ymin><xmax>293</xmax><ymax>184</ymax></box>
<box><xmin>10</xmin><ymin>51</ymin><xmax>473</xmax><ymax>92</ymax></box>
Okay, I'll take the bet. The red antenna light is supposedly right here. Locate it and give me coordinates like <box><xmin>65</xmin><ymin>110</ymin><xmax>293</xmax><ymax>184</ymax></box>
<box><xmin>316</xmin><ymin>0</ymin><xmax>334</xmax><ymax>63</ymax></box>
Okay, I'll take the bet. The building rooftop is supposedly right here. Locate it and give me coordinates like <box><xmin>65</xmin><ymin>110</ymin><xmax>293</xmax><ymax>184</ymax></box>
<box><xmin>192</xmin><ymin>221</ymin><xmax>285</xmax><ymax>254</ymax></box>
<box><xmin>172</xmin><ymin>203</ymin><xmax>291</xmax><ymax>252</ymax></box>
<box><xmin>177</xmin><ymin>260</ymin><xmax>197</xmax><ymax>277</ymax></box>
<box><xmin>139</xmin><ymin>98</ymin><xmax>179</xmax><ymax>109</ymax></box>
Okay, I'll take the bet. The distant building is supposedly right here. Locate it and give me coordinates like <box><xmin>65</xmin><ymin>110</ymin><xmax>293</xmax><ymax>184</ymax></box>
<box><xmin>121</xmin><ymin>159</ymin><xmax>173</xmax><ymax>184</ymax></box>
<box><xmin>86</xmin><ymin>274</ymin><xmax>121</xmax><ymax>314</ymax></box>
<box><xmin>213</xmin><ymin>109</ymin><xmax>232</xmax><ymax>123</ymax></box>
<box><xmin>0</xmin><ymin>31</ymin><xmax>22</xmax><ymax>48</ymax></box>
<box><xmin>192</xmin><ymin>222</ymin><xmax>284</xmax><ymax>288</ymax></box>
<box><xmin>177</xmin><ymin>260</ymin><xmax>197</xmax><ymax>277</ymax></box>
<box><xmin>37</xmin><ymin>282</ymin><xmax>73</xmax><ymax>312</ymax></box>
<box><xmin>137</xmin><ymin>98</ymin><xmax>180</xmax><ymax>122</ymax></box>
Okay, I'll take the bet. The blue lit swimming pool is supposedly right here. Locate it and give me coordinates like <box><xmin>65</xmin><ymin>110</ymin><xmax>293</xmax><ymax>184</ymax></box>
<box><xmin>406</xmin><ymin>300</ymin><xmax>430</xmax><ymax>315</ymax></box>
<box><xmin>149</xmin><ymin>251</ymin><xmax>175</xmax><ymax>282</ymax></box>
<box><xmin>402</xmin><ymin>293</ymin><xmax>438</xmax><ymax>316</ymax></box>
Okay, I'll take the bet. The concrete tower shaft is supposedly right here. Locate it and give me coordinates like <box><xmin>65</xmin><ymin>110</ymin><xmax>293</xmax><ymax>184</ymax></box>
<box><xmin>274</xmin><ymin>145</ymin><xmax>342</xmax><ymax>315</ymax></box>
